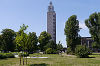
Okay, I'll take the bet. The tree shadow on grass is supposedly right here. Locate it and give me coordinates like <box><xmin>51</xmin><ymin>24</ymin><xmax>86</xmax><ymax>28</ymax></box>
<box><xmin>88</xmin><ymin>57</ymin><xmax>95</xmax><ymax>58</ymax></box>
<box><xmin>29</xmin><ymin>63</ymin><xmax>48</xmax><ymax>66</ymax></box>
<box><xmin>0</xmin><ymin>58</ymin><xmax>7</xmax><ymax>60</ymax></box>
<box><xmin>77</xmin><ymin>57</ymin><xmax>95</xmax><ymax>58</ymax></box>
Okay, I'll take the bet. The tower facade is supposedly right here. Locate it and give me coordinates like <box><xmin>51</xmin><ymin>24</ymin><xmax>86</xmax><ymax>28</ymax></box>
<box><xmin>47</xmin><ymin>2</ymin><xmax>56</xmax><ymax>43</ymax></box>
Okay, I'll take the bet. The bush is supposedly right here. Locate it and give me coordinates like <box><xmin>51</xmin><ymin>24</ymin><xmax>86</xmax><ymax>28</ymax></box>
<box><xmin>87</xmin><ymin>48</ymin><xmax>92</xmax><ymax>55</ymax></box>
<box><xmin>46</xmin><ymin>48</ymin><xmax>52</xmax><ymax>54</ymax></box>
<box><xmin>5</xmin><ymin>53</ymin><xmax>15</xmax><ymax>58</ymax></box>
<box><xmin>0</xmin><ymin>53</ymin><xmax>6</xmax><ymax>59</ymax></box>
<box><xmin>75</xmin><ymin>45</ymin><xmax>90</xmax><ymax>58</ymax></box>
<box><xmin>32</xmin><ymin>53</ymin><xmax>42</xmax><ymax>57</ymax></box>
<box><xmin>0</xmin><ymin>53</ymin><xmax>15</xmax><ymax>59</ymax></box>
<box><xmin>46</xmin><ymin>48</ymin><xmax>58</xmax><ymax>54</ymax></box>
<box><xmin>52</xmin><ymin>50</ymin><xmax>58</xmax><ymax>54</ymax></box>
<box><xmin>67</xmin><ymin>47</ymin><xmax>73</xmax><ymax>55</ymax></box>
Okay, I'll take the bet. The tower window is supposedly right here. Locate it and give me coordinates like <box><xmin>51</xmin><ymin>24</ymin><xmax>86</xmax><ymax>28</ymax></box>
<box><xmin>53</xmin><ymin>19</ymin><xmax>56</xmax><ymax>21</ymax></box>
<box><xmin>53</xmin><ymin>15</ymin><xmax>56</xmax><ymax>17</ymax></box>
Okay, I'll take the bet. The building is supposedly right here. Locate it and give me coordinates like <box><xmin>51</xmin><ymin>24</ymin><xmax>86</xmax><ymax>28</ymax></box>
<box><xmin>81</xmin><ymin>37</ymin><xmax>94</xmax><ymax>49</ymax></box>
<box><xmin>47</xmin><ymin>2</ymin><xmax>56</xmax><ymax>43</ymax></box>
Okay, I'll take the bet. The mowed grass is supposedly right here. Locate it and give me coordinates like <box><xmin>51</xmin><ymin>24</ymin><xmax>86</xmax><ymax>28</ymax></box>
<box><xmin>0</xmin><ymin>53</ymin><xmax>100</xmax><ymax>66</ymax></box>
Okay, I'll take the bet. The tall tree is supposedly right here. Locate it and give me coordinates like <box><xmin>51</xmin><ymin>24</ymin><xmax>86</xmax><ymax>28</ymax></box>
<box><xmin>64</xmin><ymin>15</ymin><xmax>80</xmax><ymax>53</ymax></box>
<box><xmin>1</xmin><ymin>29</ymin><xmax>16</xmax><ymax>52</ymax></box>
<box><xmin>0</xmin><ymin>35</ymin><xmax>2</xmax><ymax>51</ymax></box>
<box><xmin>38</xmin><ymin>31</ymin><xmax>51</xmax><ymax>51</ymax></box>
<box><xmin>85</xmin><ymin>12</ymin><xmax>100</xmax><ymax>49</ymax></box>
<box><xmin>27</xmin><ymin>32</ymin><xmax>38</xmax><ymax>53</ymax></box>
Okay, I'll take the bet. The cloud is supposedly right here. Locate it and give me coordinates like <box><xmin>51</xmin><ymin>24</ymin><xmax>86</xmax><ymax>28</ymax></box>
<box><xmin>79</xmin><ymin>21</ymin><xmax>88</xmax><ymax>30</ymax></box>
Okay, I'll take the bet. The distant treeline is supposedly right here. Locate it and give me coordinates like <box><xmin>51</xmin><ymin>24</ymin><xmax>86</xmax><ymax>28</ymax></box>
<box><xmin>0</xmin><ymin>24</ymin><xmax>63</xmax><ymax>54</ymax></box>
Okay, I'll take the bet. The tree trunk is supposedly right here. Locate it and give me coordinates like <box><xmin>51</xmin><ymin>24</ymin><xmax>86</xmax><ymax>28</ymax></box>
<box><xmin>26</xmin><ymin>51</ymin><xmax>27</xmax><ymax>65</ymax></box>
<box><xmin>23</xmin><ymin>51</ymin><xmax>24</xmax><ymax>65</ymax></box>
<box><xmin>20</xmin><ymin>56</ymin><xmax>21</xmax><ymax>65</ymax></box>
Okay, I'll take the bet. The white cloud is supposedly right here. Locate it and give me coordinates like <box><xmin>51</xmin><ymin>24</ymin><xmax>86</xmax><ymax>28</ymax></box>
<box><xmin>79</xmin><ymin>21</ymin><xmax>88</xmax><ymax>30</ymax></box>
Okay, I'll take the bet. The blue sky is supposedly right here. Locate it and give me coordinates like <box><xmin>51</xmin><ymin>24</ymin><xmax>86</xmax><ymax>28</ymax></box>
<box><xmin>0</xmin><ymin>0</ymin><xmax>100</xmax><ymax>47</ymax></box>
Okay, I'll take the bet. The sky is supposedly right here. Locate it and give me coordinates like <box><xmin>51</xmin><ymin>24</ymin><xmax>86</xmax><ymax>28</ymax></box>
<box><xmin>0</xmin><ymin>0</ymin><xmax>100</xmax><ymax>47</ymax></box>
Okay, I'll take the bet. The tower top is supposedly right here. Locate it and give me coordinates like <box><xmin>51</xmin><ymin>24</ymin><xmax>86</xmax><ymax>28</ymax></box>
<box><xmin>50</xmin><ymin>1</ymin><xmax>52</xmax><ymax>5</ymax></box>
<box><xmin>48</xmin><ymin>1</ymin><xmax>55</xmax><ymax>12</ymax></box>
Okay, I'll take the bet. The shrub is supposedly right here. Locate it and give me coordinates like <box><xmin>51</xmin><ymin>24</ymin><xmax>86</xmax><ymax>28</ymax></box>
<box><xmin>0</xmin><ymin>53</ymin><xmax>15</xmax><ymax>59</ymax></box>
<box><xmin>87</xmin><ymin>48</ymin><xmax>92</xmax><ymax>55</ymax></box>
<box><xmin>5</xmin><ymin>53</ymin><xmax>15</xmax><ymax>58</ymax></box>
<box><xmin>32</xmin><ymin>53</ymin><xmax>42</xmax><ymax>57</ymax></box>
<box><xmin>52</xmin><ymin>50</ymin><xmax>58</xmax><ymax>54</ymax></box>
<box><xmin>75</xmin><ymin>45</ymin><xmax>90</xmax><ymax>58</ymax></box>
<box><xmin>0</xmin><ymin>53</ymin><xmax>6</xmax><ymax>59</ymax></box>
<box><xmin>46</xmin><ymin>48</ymin><xmax>52</xmax><ymax>54</ymax></box>
<box><xmin>67</xmin><ymin>47</ymin><xmax>73</xmax><ymax>55</ymax></box>
<box><xmin>46</xmin><ymin>48</ymin><xmax>58</xmax><ymax>54</ymax></box>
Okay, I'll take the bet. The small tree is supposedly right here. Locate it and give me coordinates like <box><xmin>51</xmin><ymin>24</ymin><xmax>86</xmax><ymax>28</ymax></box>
<box><xmin>15</xmin><ymin>24</ymin><xmax>28</xmax><ymax>65</ymax></box>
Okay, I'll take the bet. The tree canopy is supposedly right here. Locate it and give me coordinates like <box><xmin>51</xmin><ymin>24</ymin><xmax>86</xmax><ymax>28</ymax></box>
<box><xmin>38</xmin><ymin>31</ymin><xmax>51</xmax><ymax>51</ymax></box>
<box><xmin>64</xmin><ymin>15</ymin><xmax>80</xmax><ymax>53</ymax></box>
<box><xmin>27</xmin><ymin>32</ymin><xmax>38</xmax><ymax>52</ymax></box>
<box><xmin>15</xmin><ymin>24</ymin><xmax>29</xmax><ymax>51</ymax></box>
<box><xmin>1</xmin><ymin>29</ymin><xmax>16</xmax><ymax>52</ymax></box>
<box><xmin>85</xmin><ymin>12</ymin><xmax>100</xmax><ymax>45</ymax></box>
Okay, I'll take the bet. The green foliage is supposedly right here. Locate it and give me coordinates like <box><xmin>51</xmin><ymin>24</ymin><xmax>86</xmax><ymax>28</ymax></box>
<box><xmin>92</xmin><ymin>42</ymin><xmax>100</xmax><ymax>48</ymax></box>
<box><xmin>52</xmin><ymin>50</ymin><xmax>58</xmax><ymax>54</ymax></box>
<box><xmin>15</xmin><ymin>24</ymin><xmax>29</xmax><ymax>51</ymax></box>
<box><xmin>45</xmin><ymin>40</ymin><xmax>57</xmax><ymax>50</ymax></box>
<box><xmin>27</xmin><ymin>32</ymin><xmax>38</xmax><ymax>53</ymax></box>
<box><xmin>5</xmin><ymin>53</ymin><xmax>15</xmax><ymax>58</ymax></box>
<box><xmin>0</xmin><ymin>53</ymin><xmax>6</xmax><ymax>59</ymax></box>
<box><xmin>75</xmin><ymin>45</ymin><xmax>91</xmax><ymax>58</ymax></box>
<box><xmin>46</xmin><ymin>48</ymin><xmax>52</xmax><ymax>54</ymax></box>
<box><xmin>18</xmin><ymin>52</ymin><xmax>29</xmax><ymax>57</ymax></box>
<box><xmin>64</xmin><ymin>15</ymin><xmax>80</xmax><ymax>53</ymax></box>
<box><xmin>46</xmin><ymin>48</ymin><xmax>58</xmax><ymax>54</ymax></box>
<box><xmin>57</xmin><ymin>41</ymin><xmax>63</xmax><ymax>51</ymax></box>
<box><xmin>67</xmin><ymin>47</ymin><xmax>73</xmax><ymax>55</ymax></box>
<box><xmin>92</xmin><ymin>42</ymin><xmax>100</xmax><ymax>52</ymax></box>
<box><xmin>85</xmin><ymin>12</ymin><xmax>100</xmax><ymax>49</ymax></box>
<box><xmin>0</xmin><ymin>53</ymin><xmax>14</xmax><ymax>59</ymax></box>
<box><xmin>1</xmin><ymin>29</ymin><xmax>16</xmax><ymax>52</ymax></box>
<box><xmin>38</xmin><ymin>31</ymin><xmax>51</xmax><ymax>51</ymax></box>
<box><xmin>0</xmin><ymin>35</ymin><xmax>2</xmax><ymax>50</ymax></box>
<box><xmin>32</xmin><ymin>53</ymin><xmax>43</xmax><ymax>57</ymax></box>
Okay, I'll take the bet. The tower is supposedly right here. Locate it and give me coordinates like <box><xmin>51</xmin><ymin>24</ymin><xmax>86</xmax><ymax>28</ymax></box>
<box><xmin>47</xmin><ymin>2</ymin><xmax>56</xmax><ymax>43</ymax></box>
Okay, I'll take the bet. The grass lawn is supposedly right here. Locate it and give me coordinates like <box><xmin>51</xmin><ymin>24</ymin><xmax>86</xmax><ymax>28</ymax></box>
<box><xmin>0</xmin><ymin>53</ymin><xmax>100</xmax><ymax>66</ymax></box>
